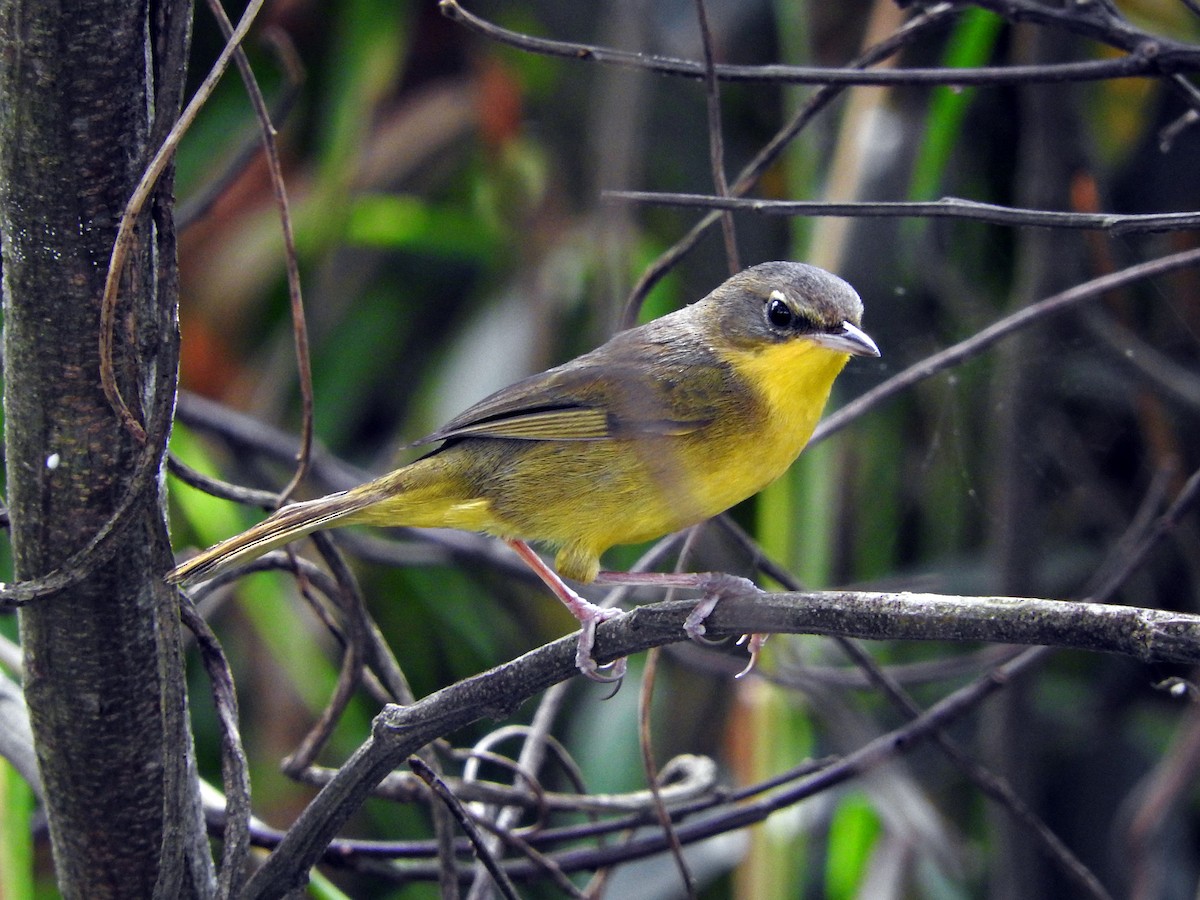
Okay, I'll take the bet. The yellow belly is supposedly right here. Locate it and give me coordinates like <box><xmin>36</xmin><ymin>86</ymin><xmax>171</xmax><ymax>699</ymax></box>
<box><xmin>352</xmin><ymin>339</ymin><xmax>851</xmax><ymax>583</ymax></box>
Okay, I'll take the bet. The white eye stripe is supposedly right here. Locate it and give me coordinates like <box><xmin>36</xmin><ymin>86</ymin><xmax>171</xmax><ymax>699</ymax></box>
<box><xmin>769</xmin><ymin>289</ymin><xmax>787</xmax><ymax>304</ymax></box>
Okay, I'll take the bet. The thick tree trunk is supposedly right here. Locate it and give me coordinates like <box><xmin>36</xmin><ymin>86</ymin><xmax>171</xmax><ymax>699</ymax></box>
<box><xmin>0</xmin><ymin>1</ymin><xmax>212</xmax><ymax>896</ymax></box>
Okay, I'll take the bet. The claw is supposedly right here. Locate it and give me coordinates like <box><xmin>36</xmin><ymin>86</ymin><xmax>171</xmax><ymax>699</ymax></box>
<box><xmin>683</xmin><ymin>594</ymin><xmax>719</xmax><ymax>641</ymax></box>
<box><xmin>684</xmin><ymin>574</ymin><xmax>763</xmax><ymax>675</ymax></box>
<box><xmin>561</xmin><ymin>560</ymin><xmax>765</xmax><ymax>678</ymax></box>
<box><xmin>575</xmin><ymin>607</ymin><xmax>627</xmax><ymax>683</ymax></box>
<box><xmin>734</xmin><ymin>632</ymin><xmax>768</xmax><ymax>678</ymax></box>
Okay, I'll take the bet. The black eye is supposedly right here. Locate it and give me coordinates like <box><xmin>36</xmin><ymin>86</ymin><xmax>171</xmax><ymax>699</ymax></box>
<box><xmin>766</xmin><ymin>296</ymin><xmax>793</xmax><ymax>328</ymax></box>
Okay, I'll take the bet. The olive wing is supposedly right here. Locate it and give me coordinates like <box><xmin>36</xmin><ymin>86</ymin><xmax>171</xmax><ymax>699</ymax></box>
<box><xmin>415</xmin><ymin>330</ymin><xmax>728</xmax><ymax>445</ymax></box>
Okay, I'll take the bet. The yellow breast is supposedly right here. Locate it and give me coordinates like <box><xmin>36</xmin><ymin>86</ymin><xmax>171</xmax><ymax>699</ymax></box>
<box><xmin>544</xmin><ymin>339</ymin><xmax>853</xmax><ymax>581</ymax></box>
<box><xmin>689</xmin><ymin>337</ymin><xmax>851</xmax><ymax>508</ymax></box>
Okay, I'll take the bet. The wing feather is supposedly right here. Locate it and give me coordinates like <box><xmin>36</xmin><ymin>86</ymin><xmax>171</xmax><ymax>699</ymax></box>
<box><xmin>415</xmin><ymin>323</ymin><xmax>727</xmax><ymax>446</ymax></box>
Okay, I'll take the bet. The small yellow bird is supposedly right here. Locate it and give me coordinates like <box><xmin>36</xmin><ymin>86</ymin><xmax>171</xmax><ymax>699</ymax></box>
<box><xmin>170</xmin><ymin>262</ymin><xmax>878</xmax><ymax>678</ymax></box>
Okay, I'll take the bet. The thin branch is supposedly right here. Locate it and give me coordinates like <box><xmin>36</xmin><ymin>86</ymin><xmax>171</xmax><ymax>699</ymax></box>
<box><xmin>167</xmin><ymin>455</ymin><xmax>281</xmax><ymax>508</ymax></box>
<box><xmin>176</xmin><ymin>30</ymin><xmax>305</xmax><ymax>232</ymax></box>
<box><xmin>770</xmin><ymin>644</ymin><xmax>1026</xmax><ymax>690</ymax></box>
<box><xmin>439</xmin><ymin>0</ymin><xmax>1200</xmax><ymax>84</ymax></box>
<box><xmin>280</xmin><ymin>536</ymin><xmax>367</xmax><ymax>777</ymax></box>
<box><xmin>960</xmin><ymin>0</ymin><xmax>1193</xmax><ymax>62</ymax></box>
<box><xmin>604</xmin><ymin>190</ymin><xmax>1200</xmax><ymax>235</ymax></box>
<box><xmin>638</xmin><ymin>647</ymin><xmax>695</xmax><ymax>898</ymax></box>
<box><xmin>1083</xmin><ymin>308</ymin><xmax>1200</xmax><ymax>412</ymax></box>
<box><xmin>180</xmin><ymin>597</ymin><xmax>251</xmax><ymax>898</ymax></box>
<box><xmin>619</xmin><ymin>3</ymin><xmax>959</xmax><ymax>324</ymax></box>
<box><xmin>99</xmin><ymin>0</ymin><xmax>268</xmax><ymax>443</ymax></box>
<box><xmin>1123</xmin><ymin>701</ymin><xmax>1200</xmax><ymax>900</ymax></box>
<box><xmin>693</xmin><ymin>0</ymin><xmax>738</xmax><ymax>272</ymax></box>
<box><xmin>410</xmin><ymin>757</ymin><xmax>519</xmax><ymax>900</ymax></box>
<box><xmin>288</xmin><ymin>750</ymin><xmax>717</xmax><ymax>819</ymax></box>
<box><xmin>201</xmin><ymin>0</ymin><xmax>314</xmax><ymax>504</ymax></box>
<box><xmin>246</xmin><ymin>753</ymin><xmax>788</xmax><ymax>869</ymax></box>
<box><xmin>463</xmin><ymin>687</ymin><xmax>580</xmax><ymax>900</ymax></box>
<box><xmin>813</xmin><ymin>245</ymin><xmax>1200</xmax><ymax>445</ymax></box>
<box><xmin>241</xmin><ymin>588</ymin><xmax>1200</xmax><ymax>896</ymax></box>
<box><xmin>1085</xmin><ymin>466</ymin><xmax>1200</xmax><ymax>604</ymax></box>
<box><xmin>633</xmin><ymin>525</ymin><xmax>707</xmax><ymax>897</ymax></box>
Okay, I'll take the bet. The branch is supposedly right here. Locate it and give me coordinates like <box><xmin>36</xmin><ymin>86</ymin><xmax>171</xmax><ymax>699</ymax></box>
<box><xmin>692</xmin><ymin>0</ymin><xmax>738</xmax><ymax>273</ymax></box>
<box><xmin>949</xmin><ymin>0</ymin><xmax>1193</xmax><ymax>61</ymax></box>
<box><xmin>242</xmin><ymin>589</ymin><xmax>1200</xmax><ymax>897</ymax></box>
<box><xmin>604</xmin><ymin>191</ymin><xmax>1200</xmax><ymax>235</ymax></box>
<box><xmin>99</xmin><ymin>0</ymin><xmax>268</xmax><ymax>443</ymax></box>
<box><xmin>200</xmin><ymin>0</ymin><xmax>314</xmax><ymax>504</ymax></box>
<box><xmin>439</xmin><ymin>0</ymin><xmax>1200</xmax><ymax>84</ymax></box>
<box><xmin>618</xmin><ymin>4</ymin><xmax>956</xmax><ymax>322</ymax></box>
<box><xmin>813</xmin><ymin>245</ymin><xmax>1200</xmax><ymax>444</ymax></box>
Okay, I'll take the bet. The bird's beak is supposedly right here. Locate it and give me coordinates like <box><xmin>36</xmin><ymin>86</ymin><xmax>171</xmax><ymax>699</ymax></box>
<box><xmin>811</xmin><ymin>321</ymin><xmax>880</xmax><ymax>358</ymax></box>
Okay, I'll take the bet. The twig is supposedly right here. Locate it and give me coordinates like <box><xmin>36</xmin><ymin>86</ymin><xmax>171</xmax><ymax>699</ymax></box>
<box><xmin>176</xmin><ymin>30</ymin><xmax>305</xmax><ymax>232</ymax></box>
<box><xmin>411</xmin><ymin>757</ymin><xmax>519</xmax><ymax>900</ymax></box>
<box><xmin>1082</xmin><ymin>309</ymin><xmax>1200</xmax><ymax>412</ymax></box>
<box><xmin>281</xmin><ymin>533</ymin><xmax>367</xmax><ymax>775</ymax></box>
<box><xmin>632</xmin><ymin>525</ymin><xmax>706</xmax><ymax>896</ymax></box>
<box><xmin>289</xmin><ymin>750</ymin><xmax>717</xmax><ymax>819</ymax></box>
<box><xmin>99</xmin><ymin>0</ymin><xmax>268</xmax><ymax>443</ymax></box>
<box><xmin>459</xmin><ymin>746</ymin><xmax>551</xmax><ymax>825</ymax></box>
<box><xmin>463</xmin><ymin>686</ymin><xmax>579</xmax><ymax>899</ymax></box>
<box><xmin>1086</xmin><ymin>466</ymin><xmax>1200</xmax><ymax>604</ymax></box>
<box><xmin>692</xmin><ymin>0</ymin><xmax>738</xmax><ymax>272</ymax></box>
<box><xmin>201</xmin><ymin>0</ymin><xmax>314</xmax><ymax>503</ymax></box>
<box><xmin>167</xmin><ymin>455</ymin><xmax>281</xmax><ymax>508</ymax></box>
<box><xmin>180</xmin><ymin>597</ymin><xmax>252</xmax><ymax>898</ymax></box>
<box><xmin>603</xmin><ymin>190</ymin><xmax>1200</xmax><ymax>235</ymax></box>
<box><xmin>769</xmin><ymin>644</ymin><xmax>1025</xmax><ymax>690</ymax></box>
<box><xmin>813</xmin><ymin>245</ymin><xmax>1200</xmax><ymax>445</ymax></box>
<box><xmin>638</xmin><ymin>646</ymin><xmax>695</xmax><ymax>898</ymax></box>
<box><xmin>1123</xmin><ymin>701</ymin><xmax>1200</xmax><ymax>900</ymax></box>
<box><xmin>619</xmin><ymin>3</ymin><xmax>958</xmax><ymax>324</ymax></box>
<box><xmin>438</xmin><ymin>0</ymin><xmax>1200</xmax><ymax>85</ymax></box>
<box><xmin>961</xmin><ymin>0</ymin><xmax>1195</xmax><ymax>63</ymax></box>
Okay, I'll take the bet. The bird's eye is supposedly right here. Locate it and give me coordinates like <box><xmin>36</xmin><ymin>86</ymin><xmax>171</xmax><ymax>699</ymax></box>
<box><xmin>766</xmin><ymin>295</ymin><xmax>793</xmax><ymax>328</ymax></box>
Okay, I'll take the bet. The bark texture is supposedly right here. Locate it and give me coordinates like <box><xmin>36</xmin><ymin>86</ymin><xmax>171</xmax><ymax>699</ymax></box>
<box><xmin>0</xmin><ymin>0</ymin><xmax>210</xmax><ymax>895</ymax></box>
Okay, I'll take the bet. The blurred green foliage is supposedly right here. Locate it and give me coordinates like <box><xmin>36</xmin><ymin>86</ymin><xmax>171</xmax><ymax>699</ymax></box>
<box><xmin>4</xmin><ymin>0</ymin><xmax>1200</xmax><ymax>896</ymax></box>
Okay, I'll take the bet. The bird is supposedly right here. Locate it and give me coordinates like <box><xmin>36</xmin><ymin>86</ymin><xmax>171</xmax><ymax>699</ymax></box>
<box><xmin>169</xmin><ymin>261</ymin><xmax>879</xmax><ymax>680</ymax></box>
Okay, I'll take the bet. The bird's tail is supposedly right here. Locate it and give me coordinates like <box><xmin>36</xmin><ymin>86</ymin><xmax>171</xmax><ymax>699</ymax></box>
<box><xmin>168</xmin><ymin>489</ymin><xmax>374</xmax><ymax>586</ymax></box>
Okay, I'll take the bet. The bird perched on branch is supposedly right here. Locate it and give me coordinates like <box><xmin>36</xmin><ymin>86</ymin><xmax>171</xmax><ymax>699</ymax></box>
<box><xmin>170</xmin><ymin>261</ymin><xmax>879</xmax><ymax>680</ymax></box>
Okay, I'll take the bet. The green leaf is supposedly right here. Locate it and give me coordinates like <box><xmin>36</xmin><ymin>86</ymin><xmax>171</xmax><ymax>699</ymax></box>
<box><xmin>825</xmin><ymin>791</ymin><xmax>882</xmax><ymax>900</ymax></box>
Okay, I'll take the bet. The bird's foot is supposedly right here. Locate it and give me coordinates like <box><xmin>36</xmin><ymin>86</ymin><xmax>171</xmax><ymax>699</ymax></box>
<box><xmin>681</xmin><ymin>573</ymin><xmax>764</xmax><ymax>677</ymax></box>
<box><xmin>574</xmin><ymin>605</ymin><xmax>627</xmax><ymax>683</ymax></box>
<box><xmin>506</xmin><ymin>539</ymin><xmax>626</xmax><ymax>682</ymax></box>
<box><xmin>597</xmin><ymin>570</ymin><xmax>765</xmax><ymax>676</ymax></box>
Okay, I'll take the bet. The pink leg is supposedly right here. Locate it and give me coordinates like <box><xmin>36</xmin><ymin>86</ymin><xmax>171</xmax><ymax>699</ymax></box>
<box><xmin>595</xmin><ymin>570</ymin><xmax>765</xmax><ymax>677</ymax></box>
<box><xmin>506</xmin><ymin>540</ymin><xmax>626</xmax><ymax>682</ymax></box>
